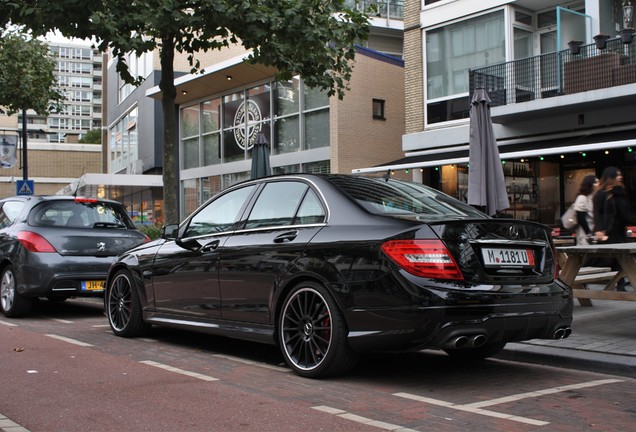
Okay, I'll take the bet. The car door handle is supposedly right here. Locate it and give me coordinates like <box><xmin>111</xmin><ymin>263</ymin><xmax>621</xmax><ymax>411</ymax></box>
<box><xmin>200</xmin><ymin>239</ymin><xmax>220</xmax><ymax>252</ymax></box>
<box><xmin>274</xmin><ymin>231</ymin><xmax>298</xmax><ymax>243</ymax></box>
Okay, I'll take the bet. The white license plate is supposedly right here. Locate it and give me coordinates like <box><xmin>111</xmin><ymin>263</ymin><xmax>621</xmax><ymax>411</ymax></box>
<box><xmin>481</xmin><ymin>248</ymin><xmax>535</xmax><ymax>268</ymax></box>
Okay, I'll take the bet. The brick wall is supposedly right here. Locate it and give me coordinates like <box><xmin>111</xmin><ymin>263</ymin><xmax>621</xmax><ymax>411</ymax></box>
<box><xmin>404</xmin><ymin>0</ymin><xmax>424</xmax><ymax>134</ymax></box>
<box><xmin>330</xmin><ymin>51</ymin><xmax>405</xmax><ymax>174</ymax></box>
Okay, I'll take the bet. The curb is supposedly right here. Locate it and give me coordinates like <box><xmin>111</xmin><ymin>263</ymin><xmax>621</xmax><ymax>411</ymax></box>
<box><xmin>497</xmin><ymin>343</ymin><xmax>636</xmax><ymax>379</ymax></box>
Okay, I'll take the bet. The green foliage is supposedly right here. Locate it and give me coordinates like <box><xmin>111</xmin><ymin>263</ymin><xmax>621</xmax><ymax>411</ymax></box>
<box><xmin>0</xmin><ymin>26</ymin><xmax>64</xmax><ymax>115</ymax></box>
<box><xmin>78</xmin><ymin>128</ymin><xmax>102</xmax><ymax>144</ymax></box>
<box><xmin>2</xmin><ymin>0</ymin><xmax>371</xmax><ymax>223</ymax></box>
<box><xmin>138</xmin><ymin>223</ymin><xmax>162</xmax><ymax>240</ymax></box>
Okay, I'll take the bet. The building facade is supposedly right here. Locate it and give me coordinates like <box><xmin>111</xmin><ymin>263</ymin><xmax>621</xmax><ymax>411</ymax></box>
<box><xmin>356</xmin><ymin>0</ymin><xmax>636</xmax><ymax>227</ymax></box>
<box><xmin>0</xmin><ymin>39</ymin><xmax>103</xmax><ymax>198</ymax></box>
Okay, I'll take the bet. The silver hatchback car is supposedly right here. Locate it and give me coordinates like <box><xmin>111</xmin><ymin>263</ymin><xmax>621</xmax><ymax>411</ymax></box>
<box><xmin>0</xmin><ymin>195</ymin><xmax>149</xmax><ymax>317</ymax></box>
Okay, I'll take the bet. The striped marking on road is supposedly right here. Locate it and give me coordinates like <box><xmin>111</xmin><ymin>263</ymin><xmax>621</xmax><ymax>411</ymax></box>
<box><xmin>212</xmin><ymin>354</ymin><xmax>290</xmax><ymax>372</ymax></box>
<box><xmin>394</xmin><ymin>378</ymin><xmax>624</xmax><ymax>427</ymax></box>
<box><xmin>139</xmin><ymin>360</ymin><xmax>219</xmax><ymax>381</ymax></box>
<box><xmin>312</xmin><ymin>406</ymin><xmax>417</xmax><ymax>431</ymax></box>
<box><xmin>44</xmin><ymin>317</ymin><xmax>74</xmax><ymax>324</ymax></box>
<box><xmin>45</xmin><ymin>334</ymin><xmax>94</xmax><ymax>347</ymax></box>
<box><xmin>0</xmin><ymin>319</ymin><xmax>18</xmax><ymax>327</ymax></box>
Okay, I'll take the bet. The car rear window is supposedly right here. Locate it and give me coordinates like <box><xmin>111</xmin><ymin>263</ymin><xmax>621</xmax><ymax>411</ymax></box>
<box><xmin>29</xmin><ymin>200</ymin><xmax>135</xmax><ymax>229</ymax></box>
<box><xmin>328</xmin><ymin>176</ymin><xmax>485</xmax><ymax>218</ymax></box>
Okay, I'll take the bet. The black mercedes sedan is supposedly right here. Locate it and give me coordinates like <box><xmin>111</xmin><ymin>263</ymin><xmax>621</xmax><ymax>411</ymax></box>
<box><xmin>0</xmin><ymin>196</ymin><xmax>149</xmax><ymax>317</ymax></box>
<box><xmin>105</xmin><ymin>174</ymin><xmax>572</xmax><ymax>378</ymax></box>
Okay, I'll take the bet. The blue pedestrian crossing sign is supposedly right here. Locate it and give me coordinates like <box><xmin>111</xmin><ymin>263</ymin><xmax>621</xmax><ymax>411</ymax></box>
<box><xmin>16</xmin><ymin>179</ymin><xmax>34</xmax><ymax>196</ymax></box>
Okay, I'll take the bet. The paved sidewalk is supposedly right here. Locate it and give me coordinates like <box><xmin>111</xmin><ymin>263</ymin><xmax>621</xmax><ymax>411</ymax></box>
<box><xmin>499</xmin><ymin>298</ymin><xmax>636</xmax><ymax>378</ymax></box>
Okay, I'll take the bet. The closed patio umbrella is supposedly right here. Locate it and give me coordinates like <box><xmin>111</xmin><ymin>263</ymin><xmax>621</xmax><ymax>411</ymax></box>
<box><xmin>467</xmin><ymin>87</ymin><xmax>510</xmax><ymax>216</ymax></box>
<box><xmin>250</xmin><ymin>132</ymin><xmax>271</xmax><ymax>179</ymax></box>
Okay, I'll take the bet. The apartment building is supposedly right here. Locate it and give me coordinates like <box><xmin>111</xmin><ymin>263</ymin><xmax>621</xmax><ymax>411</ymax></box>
<box><xmin>0</xmin><ymin>39</ymin><xmax>102</xmax><ymax>198</ymax></box>
<box><xmin>355</xmin><ymin>0</ymin><xmax>636</xmax><ymax>226</ymax></box>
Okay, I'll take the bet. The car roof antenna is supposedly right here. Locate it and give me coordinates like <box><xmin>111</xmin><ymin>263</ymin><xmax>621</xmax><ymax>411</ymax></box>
<box><xmin>72</xmin><ymin>166</ymin><xmax>86</xmax><ymax>198</ymax></box>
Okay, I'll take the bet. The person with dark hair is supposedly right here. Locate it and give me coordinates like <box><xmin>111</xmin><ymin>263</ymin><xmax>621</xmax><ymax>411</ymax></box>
<box><xmin>594</xmin><ymin>166</ymin><xmax>632</xmax><ymax>291</ymax></box>
<box><xmin>572</xmin><ymin>174</ymin><xmax>598</xmax><ymax>245</ymax></box>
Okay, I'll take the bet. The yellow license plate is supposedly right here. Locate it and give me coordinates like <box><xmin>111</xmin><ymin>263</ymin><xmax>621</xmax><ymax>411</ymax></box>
<box><xmin>81</xmin><ymin>280</ymin><xmax>105</xmax><ymax>291</ymax></box>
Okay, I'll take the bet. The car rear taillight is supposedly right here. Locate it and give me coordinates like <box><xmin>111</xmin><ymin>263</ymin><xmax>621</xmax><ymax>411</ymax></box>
<box><xmin>17</xmin><ymin>231</ymin><xmax>57</xmax><ymax>253</ymax></box>
<box><xmin>74</xmin><ymin>197</ymin><xmax>98</xmax><ymax>203</ymax></box>
<box><xmin>381</xmin><ymin>239</ymin><xmax>464</xmax><ymax>280</ymax></box>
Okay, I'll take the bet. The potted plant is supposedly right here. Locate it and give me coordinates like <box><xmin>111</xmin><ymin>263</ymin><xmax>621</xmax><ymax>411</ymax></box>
<box><xmin>568</xmin><ymin>40</ymin><xmax>583</xmax><ymax>55</ymax></box>
<box><xmin>594</xmin><ymin>33</ymin><xmax>610</xmax><ymax>49</ymax></box>
<box><xmin>621</xmin><ymin>28</ymin><xmax>634</xmax><ymax>44</ymax></box>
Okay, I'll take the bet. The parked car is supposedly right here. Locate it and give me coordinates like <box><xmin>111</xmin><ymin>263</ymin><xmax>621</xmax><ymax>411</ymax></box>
<box><xmin>0</xmin><ymin>195</ymin><xmax>150</xmax><ymax>317</ymax></box>
<box><xmin>105</xmin><ymin>174</ymin><xmax>573</xmax><ymax>378</ymax></box>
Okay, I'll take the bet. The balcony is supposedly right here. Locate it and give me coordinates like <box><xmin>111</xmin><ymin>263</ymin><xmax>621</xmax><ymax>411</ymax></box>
<box><xmin>469</xmin><ymin>33</ymin><xmax>636</xmax><ymax>123</ymax></box>
<box><xmin>344</xmin><ymin>0</ymin><xmax>403</xmax><ymax>20</ymax></box>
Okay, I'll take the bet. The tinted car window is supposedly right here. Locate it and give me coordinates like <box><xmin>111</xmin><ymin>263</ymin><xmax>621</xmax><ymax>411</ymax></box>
<box><xmin>245</xmin><ymin>182</ymin><xmax>309</xmax><ymax>229</ymax></box>
<box><xmin>329</xmin><ymin>176</ymin><xmax>484</xmax><ymax>218</ymax></box>
<box><xmin>0</xmin><ymin>201</ymin><xmax>24</xmax><ymax>228</ymax></box>
<box><xmin>185</xmin><ymin>185</ymin><xmax>256</xmax><ymax>237</ymax></box>
<box><xmin>294</xmin><ymin>189</ymin><xmax>325</xmax><ymax>225</ymax></box>
<box><xmin>30</xmin><ymin>201</ymin><xmax>134</xmax><ymax>228</ymax></box>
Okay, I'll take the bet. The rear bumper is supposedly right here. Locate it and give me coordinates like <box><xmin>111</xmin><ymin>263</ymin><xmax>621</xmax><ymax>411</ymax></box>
<box><xmin>345</xmin><ymin>284</ymin><xmax>573</xmax><ymax>352</ymax></box>
<box><xmin>16</xmin><ymin>254</ymin><xmax>115</xmax><ymax>298</ymax></box>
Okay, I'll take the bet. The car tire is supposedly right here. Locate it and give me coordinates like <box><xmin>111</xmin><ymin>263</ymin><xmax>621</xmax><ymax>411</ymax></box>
<box><xmin>278</xmin><ymin>281</ymin><xmax>358</xmax><ymax>378</ymax></box>
<box><xmin>106</xmin><ymin>269</ymin><xmax>150</xmax><ymax>337</ymax></box>
<box><xmin>444</xmin><ymin>341</ymin><xmax>507</xmax><ymax>360</ymax></box>
<box><xmin>0</xmin><ymin>265</ymin><xmax>33</xmax><ymax>318</ymax></box>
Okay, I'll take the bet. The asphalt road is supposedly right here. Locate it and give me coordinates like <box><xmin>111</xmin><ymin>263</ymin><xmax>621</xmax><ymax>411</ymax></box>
<box><xmin>1</xmin><ymin>298</ymin><xmax>635</xmax><ymax>432</ymax></box>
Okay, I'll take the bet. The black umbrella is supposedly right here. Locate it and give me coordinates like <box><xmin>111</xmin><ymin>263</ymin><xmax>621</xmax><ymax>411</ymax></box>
<box><xmin>467</xmin><ymin>87</ymin><xmax>510</xmax><ymax>216</ymax></box>
<box><xmin>250</xmin><ymin>132</ymin><xmax>271</xmax><ymax>179</ymax></box>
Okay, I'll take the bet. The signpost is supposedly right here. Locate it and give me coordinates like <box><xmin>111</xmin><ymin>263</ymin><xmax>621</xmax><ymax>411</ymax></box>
<box><xmin>16</xmin><ymin>179</ymin><xmax>34</xmax><ymax>195</ymax></box>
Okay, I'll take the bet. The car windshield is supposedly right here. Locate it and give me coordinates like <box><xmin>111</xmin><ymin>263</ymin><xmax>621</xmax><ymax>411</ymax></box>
<box><xmin>328</xmin><ymin>175</ymin><xmax>486</xmax><ymax>219</ymax></box>
<box><xmin>30</xmin><ymin>200</ymin><xmax>134</xmax><ymax>229</ymax></box>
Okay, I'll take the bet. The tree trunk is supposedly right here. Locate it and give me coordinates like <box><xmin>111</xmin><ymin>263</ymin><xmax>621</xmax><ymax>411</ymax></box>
<box><xmin>159</xmin><ymin>36</ymin><xmax>178</xmax><ymax>225</ymax></box>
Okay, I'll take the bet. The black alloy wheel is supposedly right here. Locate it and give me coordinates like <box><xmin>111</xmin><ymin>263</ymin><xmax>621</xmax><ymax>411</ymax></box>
<box><xmin>279</xmin><ymin>281</ymin><xmax>358</xmax><ymax>378</ymax></box>
<box><xmin>107</xmin><ymin>269</ymin><xmax>150</xmax><ymax>337</ymax></box>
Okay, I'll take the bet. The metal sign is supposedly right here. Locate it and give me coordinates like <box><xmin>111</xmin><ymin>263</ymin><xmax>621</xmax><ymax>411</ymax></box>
<box><xmin>16</xmin><ymin>179</ymin><xmax>34</xmax><ymax>196</ymax></box>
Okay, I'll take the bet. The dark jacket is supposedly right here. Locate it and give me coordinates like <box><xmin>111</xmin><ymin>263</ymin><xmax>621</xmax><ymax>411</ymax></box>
<box><xmin>593</xmin><ymin>185</ymin><xmax>631</xmax><ymax>243</ymax></box>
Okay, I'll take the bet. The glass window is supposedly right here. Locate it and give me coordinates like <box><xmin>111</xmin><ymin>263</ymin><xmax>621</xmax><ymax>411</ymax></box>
<box><xmin>245</xmin><ymin>182</ymin><xmax>309</xmax><ymax>229</ymax></box>
<box><xmin>274</xmin><ymin>115</ymin><xmax>299</xmax><ymax>155</ymax></box>
<box><xmin>0</xmin><ymin>201</ymin><xmax>24</xmax><ymax>228</ymax></box>
<box><xmin>426</xmin><ymin>11</ymin><xmax>505</xmax><ymax>100</ymax></box>
<box><xmin>182</xmin><ymin>137</ymin><xmax>199</xmax><ymax>169</ymax></box>
<box><xmin>373</xmin><ymin>99</ymin><xmax>385</xmax><ymax>119</ymax></box>
<box><xmin>275</xmin><ymin>79</ymin><xmax>300</xmax><ymax>116</ymax></box>
<box><xmin>203</xmin><ymin>133</ymin><xmax>221</xmax><ymax>166</ymax></box>
<box><xmin>304</xmin><ymin>84</ymin><xmax>329</xmax><ymax>110</ymax></box>
<box><xmin>185</xmin><ymin>185</ymin><xmax>256</xmax><ymax>237</ymax></box>
<box><xmin>181</xmin><ymin>105</ymin><xmax>200</xmax><ymax>138</ymax></box>
<box><xmin>304</xmin><ymin>110</ymin><xmax>329</xmax><ymax>149</ymax></box>
<box><xmin>294</xmin><ymin>189</ymin><xmax>326</xmax><ymax>225</ymax></box>
<box><xmin>202</xmin><ymin>98</ymin><xmax>221</xmax><ymax>133</ymax></box>
<box><xmin>29</xmin><ymin>200</ymin><xmax>134</xmax><ymax>229</ymax></box>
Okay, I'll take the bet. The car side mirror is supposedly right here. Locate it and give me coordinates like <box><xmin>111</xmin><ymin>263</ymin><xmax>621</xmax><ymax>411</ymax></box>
<box><xmin>161</xmin><ymin>223</ymin><xmax>179</xmax><ymax>239</ymax></box>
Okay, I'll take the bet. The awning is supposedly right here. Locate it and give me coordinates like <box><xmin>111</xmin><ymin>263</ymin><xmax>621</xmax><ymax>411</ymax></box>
<box><xmin>353</xmin><ymin>129</ymin><xmax>636</xmax><ymax>174</ymax></box>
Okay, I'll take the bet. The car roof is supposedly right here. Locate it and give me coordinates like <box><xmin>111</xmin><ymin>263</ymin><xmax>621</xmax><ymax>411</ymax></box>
<box><xmin>1</xmin><ymin>195</ymin><xmax>124</xmax><ymax>206</ymax></box>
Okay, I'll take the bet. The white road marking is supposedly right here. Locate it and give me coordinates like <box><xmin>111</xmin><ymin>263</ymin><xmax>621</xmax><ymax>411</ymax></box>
<box><xmin>0</xmin><ymin>319</ymin><xmax>18</xmax><ymax>327</ymax></box>
<box><xmin>45</xmin><ymin>317</ymin><xmax>74</xmax><ymax>324</ymax></box>
<box><xmin>312</xmin><ymin>406</ymin><xmax>417</xmax><ymax>431</ymax></box>
<box><xmin>212</xmin><ymin>354</ymin><xmax>290</xmax><ymax>372</ymax></box>
<box><xmin>92</xmin><ymin>324</ymin><xmax>111</xmax><ymax>328</ymax></box>
<box><xmin>394</xmin><ymin>378</ymin><xmax>623</xmax><ymax>427</ymax></box>
<box><xmin>45</xmin><ymin>334</ymin><xmax>93</xmax><ymax>347</ymax></box>
<box><xmin>139</xmin><ymin>360</ymin><xmax>219</xmax><ymax>381</ymax></box>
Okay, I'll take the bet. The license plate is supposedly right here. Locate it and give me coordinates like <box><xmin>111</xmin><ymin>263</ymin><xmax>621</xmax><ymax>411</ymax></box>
<box><xmin>81</xmin><ymin>280</ymin><xmax>106</xmax><ymax>291</ymax></box>
<box><xmin>481</xmin><ymin>248</ymin><xmax>535</xmax><ymax>268</ymax></box>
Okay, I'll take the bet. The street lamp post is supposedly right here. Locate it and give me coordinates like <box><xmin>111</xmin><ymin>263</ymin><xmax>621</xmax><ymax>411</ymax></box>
<box><xmin>21</xmin><ymin>108</ymin><xmax>28</xmax><ymax>181</ymax></box>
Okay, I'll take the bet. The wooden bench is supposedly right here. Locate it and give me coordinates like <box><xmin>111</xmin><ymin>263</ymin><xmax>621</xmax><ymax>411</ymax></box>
<box><xmin>570</xmin><ymin>266</ymin><xmax>636</xmax><ymax>305</ymax></box>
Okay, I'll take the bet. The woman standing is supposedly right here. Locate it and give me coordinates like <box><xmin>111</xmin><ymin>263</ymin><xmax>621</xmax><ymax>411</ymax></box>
<box><xmin>593</xmin><ymin>166</ymin><xmax>631</xmax><ymax>290</ymax></box>
<box><xmin>572</xmin><ymin>174</ymin><xmax>598</xmax><ymax>245</ymax></box>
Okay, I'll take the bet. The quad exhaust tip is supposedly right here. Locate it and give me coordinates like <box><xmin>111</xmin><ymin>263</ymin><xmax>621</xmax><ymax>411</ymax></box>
<box><xmin>553</xmin><ymin>327</ymin><xmax>572</xmax><ymax>340</ymax></box>
<box><xmin>445</xmin><ymin>334</ymin><xmax>487</xmax><ymax>350</ymax></box>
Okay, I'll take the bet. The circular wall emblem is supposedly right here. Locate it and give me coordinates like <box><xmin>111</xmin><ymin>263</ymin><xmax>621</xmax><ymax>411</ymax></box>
<box><xmin>233</xmin><ymin>100</ymin><xmax>262</xmax><ymax>150</ymax></box>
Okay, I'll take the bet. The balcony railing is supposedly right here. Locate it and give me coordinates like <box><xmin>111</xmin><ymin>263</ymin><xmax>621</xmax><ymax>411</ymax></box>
<box><xmin>344</xmin><ymin>0</ymin><xmax>404</xmax><ymax>20</ymax></box>
<box><xmin>469</xmin><ymin>33</ymin><xmax>636</xmax><ymax>107</ymax></box>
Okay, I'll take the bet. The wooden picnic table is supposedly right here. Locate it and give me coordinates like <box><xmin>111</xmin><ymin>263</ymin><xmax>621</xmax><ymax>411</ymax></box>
<box><xmin>557</xmin><ymin>243</ymin><xmax>636</xmax><ymax>306</ymax></box>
